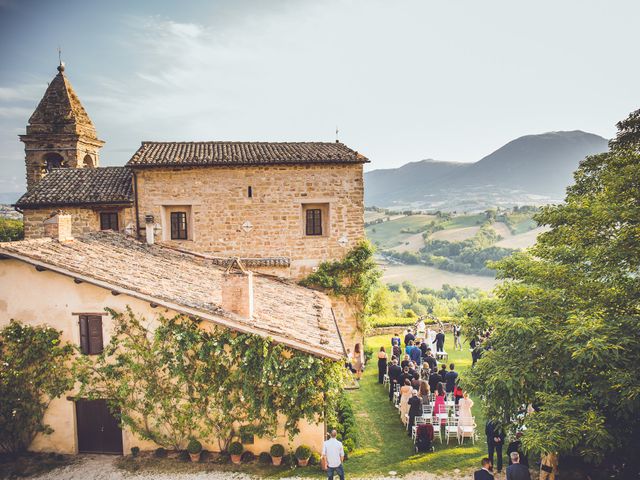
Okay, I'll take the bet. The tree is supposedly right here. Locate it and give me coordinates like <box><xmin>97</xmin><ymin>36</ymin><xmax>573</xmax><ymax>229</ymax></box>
<box><xmin>461</xmin><ymin>109</ymin><xmax>640</xmax><ymax>475</ymax></box>
<box><xmin>0</xmin><ymin>218</ymin><xmax>24</xmax><ymax>242</ymax></box>
<box><xmin>0</xmin><ymin>320</ymin><xmax>76</xmax><ymax>454</ymax></box>
<box><xmin>77</xmin><ymin>308</ymin><xmax>346</xmax><ymax>451</ymax></box>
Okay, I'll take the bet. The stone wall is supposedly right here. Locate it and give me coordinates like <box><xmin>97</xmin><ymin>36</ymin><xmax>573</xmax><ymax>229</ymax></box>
<box><xmin>134</xmin><ymin>164</ymin><xmax>365</xmax><ymax>280</ymax></box>
<box><xmin>22</xmin><ymin>206</ymin><xmax>135</xmax><ymax>239</ymax></box>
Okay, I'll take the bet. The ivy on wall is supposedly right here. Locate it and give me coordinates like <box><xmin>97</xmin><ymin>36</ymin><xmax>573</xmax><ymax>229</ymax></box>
<box><xmin>77</xmin><ymin>308</ymin><xmax>347</xmax><ymax>451</ymax></box>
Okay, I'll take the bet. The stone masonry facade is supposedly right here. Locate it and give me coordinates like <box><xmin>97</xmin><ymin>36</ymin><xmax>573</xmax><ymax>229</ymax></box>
<box><xmin>22</xmin><ymin>207</ymin><xmax>135</xmax><ymax>239</ymax></box>
<box><xmin>135</xmin><ymin>163</ymin><xmax>365</xmax><ymax>280</ymax></box>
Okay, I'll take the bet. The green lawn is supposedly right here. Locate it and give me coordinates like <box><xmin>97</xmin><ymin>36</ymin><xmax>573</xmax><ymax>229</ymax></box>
<box><xmin>342</xmin><ymin>334</ymin><xmax>486</xmax><ymax>477</ymax></box>
<box><xmin>366</xmin><ymin>215</ymin><xmax>436</xmax><ymax>249</ymax></box>
<box><xmin>439</xmin><ymin>214</ymin><xmax>486</xmax><ymax>229</ymax></box>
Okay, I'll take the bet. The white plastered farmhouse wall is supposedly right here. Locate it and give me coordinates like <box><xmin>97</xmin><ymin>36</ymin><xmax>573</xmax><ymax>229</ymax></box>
<box><xmin>0</xmin><ymin>259</ymin><xmax>324</xmax><ymax>454</ymax></box>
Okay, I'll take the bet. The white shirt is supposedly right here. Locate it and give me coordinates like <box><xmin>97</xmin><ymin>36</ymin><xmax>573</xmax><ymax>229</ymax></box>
<box><xmin>322</xmin><ymin>438</ymin><xmax>344</xmax><ymax>468</ymax></box>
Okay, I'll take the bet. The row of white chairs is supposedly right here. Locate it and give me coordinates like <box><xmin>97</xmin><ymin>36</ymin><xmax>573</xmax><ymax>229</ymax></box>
<box><xmin>410</xmin><ymin>415</ymin><xmax>477</xmax><ymax>444</ymax></box>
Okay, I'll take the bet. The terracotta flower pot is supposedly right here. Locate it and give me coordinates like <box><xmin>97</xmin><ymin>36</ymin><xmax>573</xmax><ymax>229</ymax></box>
<box><xmin>189</xmin><ymin>452</ymin><xmax>201</xmax><ymax>463</ymax></box>
<box><xmin>297</xmin><ymin>457</ymin><xmax>309</xmax><ymax>466</ymax></box>
<box><xmin>231</xmin><ymin>454</ymin><xmax>242</xmax><ymax>464</ymax></box>
<box><xmin>271</xmin><ymin>455</ymin><xmax>282</xmax><ymax>466</ymax></box>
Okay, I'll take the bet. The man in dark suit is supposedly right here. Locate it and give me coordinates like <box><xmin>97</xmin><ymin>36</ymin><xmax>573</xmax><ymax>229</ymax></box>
<box><xmin>434</xmin><ymin>329</ymin><xmax>445</xmax><ymax>352</ymax></box>
<box><xmin>424</xmin><ymin>349</ymin><xmax>437</xmax><ymax>371</ymax></box>
<box><xmin>474</xmin><ymin>458</ymin><xmax>494</xmax><ymax>480</ymax></box>
<box><xmin>486</xmin><ymin>420</ymin><xmax>505</xmax><ymax>473</ymax></box>
<box><xmin>428</xmin><ymin>368</ymin><xmax>441</xmax><ymax>392</ymax></box>
<box><xmin>506</xmin><ymin>452</ymin><xmax>531</xmax><ymax>480</ymax></box>
<box><xmin>444</xmin><ymin>363</ymin><xmax>458</xmax><ymax>394</ymax></box>
<box><xmin>387</xmin><ymin>359</ymin><xmax>402</xmax><ymax>401</ymax></box>
<box><xmin>407</xmin><ymin>389</ymin><xmax>422</xmax><ymax>436</ymax></box>
<box><xmin>404</xmin><ymin>328</ymin><xmax>415</xmax><ymax>348</ymax></box>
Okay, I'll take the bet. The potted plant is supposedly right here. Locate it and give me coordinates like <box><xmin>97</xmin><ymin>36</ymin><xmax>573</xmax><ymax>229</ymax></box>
<box><xmin>295</xmin><ymin>445</ymin><xmax>312</xmax><ymax>466</ymax></box>
<box><xmin>270</xmin><ymin>443</ymin><xmax>285</xmax><ymax>466</ymax></box>
<box><xmin>187</xmin><ymin>439</ymin><xmax>202</xmax><ymax>463</ymax></box>
<box><xmin>229</xmin><ymin>441</ymin><xmax>244</xmax><ymax>464</ymax></box>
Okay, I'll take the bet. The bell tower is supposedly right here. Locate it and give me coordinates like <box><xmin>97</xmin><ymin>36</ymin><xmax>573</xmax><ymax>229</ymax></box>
<box><xmin>20</xmin><ymin>62</ymin><xmax>105</xmax><ymax>190</ymax></box>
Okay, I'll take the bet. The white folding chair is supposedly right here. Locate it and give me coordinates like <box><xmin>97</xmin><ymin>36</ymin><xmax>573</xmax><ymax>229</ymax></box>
<box><xmin>445</xmin><ymin>417</ymin><xmax>458</xmax><ymax>444</ymax></box>
<box><xmin>422</xmin><ymin>404</ymin><xmax>432</xmax><ymax>417</ymax></box>
<box><xmin>411</xmin><ymin>425</ymin><xmax>417</xmax><ymax>442</ymax></box>
<box><xmin>458</xmin><ymin>417</ymin><xmax>477</xmax><ymax>445</ymax></box>
<box><xmin>383</xmin><ymin>374</ymin><xmax>389</xmax><ymax>386</ymax></box>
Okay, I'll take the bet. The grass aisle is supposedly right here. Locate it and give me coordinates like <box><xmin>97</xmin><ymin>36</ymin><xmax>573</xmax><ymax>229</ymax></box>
<box><xmin>344</xmin><ymin>334</ymin><xmax>486</xmax><ymax>477</ymax></box>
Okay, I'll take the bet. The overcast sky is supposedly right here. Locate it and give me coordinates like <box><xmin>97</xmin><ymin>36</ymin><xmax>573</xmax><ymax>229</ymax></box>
<box><xmin>0</xmin><ymin>0</ymin><xmax>638</xmax><ymax>196</ymax></box>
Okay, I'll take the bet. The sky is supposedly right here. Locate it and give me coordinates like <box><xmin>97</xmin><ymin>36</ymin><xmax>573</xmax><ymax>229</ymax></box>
<box><xmin>0</xmin><ymin>0</ymin><xmax>638</xmax><ymax>197</ymax></box>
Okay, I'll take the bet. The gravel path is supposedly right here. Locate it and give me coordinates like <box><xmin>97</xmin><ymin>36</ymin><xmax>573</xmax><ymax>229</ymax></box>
<box><xmin>30</xmin><ymin>455</ymin><xmax>473</xmax><ymax>480</ymax></box>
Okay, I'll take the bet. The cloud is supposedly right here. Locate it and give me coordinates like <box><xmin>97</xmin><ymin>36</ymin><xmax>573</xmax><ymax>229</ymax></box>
<box><xmin>0</xmin><ymin>106</ymin><xmax>30</xmax><ymax>118</ymax></box>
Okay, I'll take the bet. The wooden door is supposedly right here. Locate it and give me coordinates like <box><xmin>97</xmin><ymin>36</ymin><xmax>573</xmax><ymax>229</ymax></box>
<box><xmin>76</xmin><ymin>399</ymin><xmax>123</xmax><ymax>454</ymax></box>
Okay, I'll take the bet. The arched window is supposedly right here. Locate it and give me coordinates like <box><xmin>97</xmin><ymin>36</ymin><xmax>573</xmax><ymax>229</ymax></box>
<box><xmin>43</xmin><ymin>152</ymin><xmax>64</xmax><ymax>172</ymax></box>
<box><xmin>82</xmin><ymin>154</ymin><xmax>95</xmax><ymax>168</ymax></box>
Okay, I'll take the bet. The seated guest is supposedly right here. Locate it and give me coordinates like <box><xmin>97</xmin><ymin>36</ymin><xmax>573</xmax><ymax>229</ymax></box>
<box><xmin>401</xmin><ymin>354</ymin><xmax>411</xmax><ymax>369</ymax></box>
<box><xmin>506</xmin><ymin>452</ymin><xmax>530</xmax><ymax>480</ymax></box>
<box><xmin>438</xmin><ymin>364</ymin><xmax>448</xmax><ymax>382</ymax></box>
<box><xmin>474</xmin><ymin>458</ymin><xmax>494</xmax><ymax>480</ymax></box>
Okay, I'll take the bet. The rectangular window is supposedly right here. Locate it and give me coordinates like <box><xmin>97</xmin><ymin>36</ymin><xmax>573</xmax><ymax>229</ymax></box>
<box><xmin>247</xmin><ymin>186</ymin><xmax>253</xmax><ymax>198</ymax></box>
<box><xmin>79</xmin><ymin>315</ymin><xmax>103</xmax><ymax>355</ymax></box>
<box><xmin>305</xmin><ymin>208</ymin><xmax>323</xmax><ymax>236</ymax></box>
<box><xmin>170</xmin><ymin>211</ymin><xmax>188</xmax><ymax>240</ymax></box>
<box><xmin>99</xmin><ymin>212</ymin><xmax>118</xmax><ymax>231</ymax></box>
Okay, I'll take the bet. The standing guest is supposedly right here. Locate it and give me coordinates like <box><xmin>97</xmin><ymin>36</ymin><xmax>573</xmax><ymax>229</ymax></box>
<box><xmin>539</xmin><ymin>452</ymin><xmax>558</xmax><ymax>480</ymax></box>
<box><xmin>352</xmin><ymin>343</ymin><xmax>364</xmax><ymax>381</ymax></box>
<box><xmin>400</xmin><ymin>366</ymin><xmax>413</xmax><ymax>387</ymax></box>
<box><xmin>434</xmin><ymin>329</ymin><xmax>446</xmax><ymax>353</ymax></box>
<box><xmin>426</xmin><ymin>327</ymin><xmax>436</xmax><ymax>349</ymax></box>
<box><xmin>399</xmin><ymin>379</ymin><xmax>412</xmax><ymax>425</ymax></box>
<box><xmin>345</xmin><ymin>349</ymin><xmax>355</xmax><ymax>373</ymax></box>
<box><xmin>404</xmin><ymin>328</ymin><xmax>415</xmax><ymax>348</ymax></box>
<box><xmin>377</xmin><ymin>347</ymin><xmax>388</xmax><ymax>384</ymax></box>
<box><xmin>419</xmin><ymin>338</ymin><xmax>429</xmax><ymax>360</ymax></box>
<box><xmin>433</xmin><ymin>383</ymin><xmax>447</xmax><ymax>425</ymax></box>
<box><xmin>506</xmin><ymin>452</ymin><xmax>531</xmax><ymax>480</ymax></box>
<box><xmin>419</xmin><ymin>380</ymin><xmax>431</xmax><ymax>405</ymax></box>
<box><xmin>474</xmin><ymin>458</ymin><xmax>495</xmax><ymax>480</ymax></box>
<box><xmin>392</xmin><ymin>343</ymin><xmax>402</xmax><ymax>359</ymax></box>
<box><xmin>424</xmin><ymin>348</ymin><xmax>437</xmax><ymax>371</ymax></box>
<box><xmin>507</xmin><ymin>432</ymin><xmax>528</xmax><ymax>467</ymax></box>
<box><xmin>321</xmin><ymin>429</ymin><xmax>345</xmax><ymax>480</ymax></box>
<box><xmin>420</xmin><ymin>363</ymin><xmax>431</xmax><ymax>380</ymax></box>
<box><xmin>428</xmin><ymin>367</ymin><xmax>441</xmax><ymax>393</ymax></box>
<box><xmin>486</xmin><ymin>420</ymin><xmax>506</xmax><ymax>473</ymax></box>
<box><xmin>416</xmin><ymin>317</ymin><xmax>426</xmax><ymax>339</ymax></box>
<box><xmin>410</xmin><ymin>340</ymin><xmax>422</xmax><ymax>365</ymax></box>
<box><xmin>453</xmin><ymin>324</ymin><xmax>462</xmax><ymax>350</ymax></box>
<box><xmin>438</xmin><ymin>363</ymin><xmax>448</xmax><ymax>382</ymax></box>
<box><xmin>444</xmin><ymin>363</ymin><xmax>458</xmax><ymax>394</ymax></box>
<box><xmin>401</xmin><ymin>354</ymin><xmax>411</xmax><ymax>369</ymax></box>
<box><xmin>411</xmin><ymin>374</ymin><xmax>421</xmax><ymax>390</ymax></box>
<box><xmin>388</xmin><ymin>359</ymin><xmax>402</xmax><ymax>401</ymax></box>
<box><xmin>391</xmin><ymin>332</ymin><xmax>401</xmax><ymax>350</ymax></box>
<box><xmin>458</xmin><ymin>391</ymin><xmax>474</xmax><ymax>427</ymax></box>
<box><xmin>407</xmin><ymin>389</ymin><xmax>422</xmax><ymax>436</ymax></box>
<box><xmin>405</xmin><ymin>339</ymin><xmax>414</xmax><ymax>356</ymax></box>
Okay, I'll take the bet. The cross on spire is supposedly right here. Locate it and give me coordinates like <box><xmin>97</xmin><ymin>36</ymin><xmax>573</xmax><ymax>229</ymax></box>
<box><xmin>57</xmin><ymin>47</ymin><xmax>65</xmax><ymax>73</ymax></box>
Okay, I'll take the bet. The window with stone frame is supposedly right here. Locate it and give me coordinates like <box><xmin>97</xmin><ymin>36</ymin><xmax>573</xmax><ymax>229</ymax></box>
<box><xmin>306</xmin><ymin>209</ymin><xmax>322</xmax><ymax>235</ymax></box>
<box><xmin>99</xmin><ymin>212</ymin><xmax>119</xmax><ymax>231</ymax></box>
<box><xmin>302</xmin><ymin>203</ymin><xmax>329</xmax><ymax>237</ymax></box>
<box><xmin>170</xmin><ymin>211</ymin><xmax>188</xmax><ymax>240</ymax></box>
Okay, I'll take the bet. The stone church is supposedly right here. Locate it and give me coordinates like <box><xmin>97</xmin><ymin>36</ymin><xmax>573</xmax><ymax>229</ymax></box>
<box><xmin>0</xmin><ymin>63</ymin><xmax>369</xmax><ymax>455</ymax></box>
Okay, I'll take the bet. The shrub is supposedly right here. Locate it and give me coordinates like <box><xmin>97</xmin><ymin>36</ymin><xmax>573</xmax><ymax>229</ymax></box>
<box><xmin>130</xmin><ymin>446</ymin><xmax>140</xmax><ymax>457</ymax></box>
<box><xmin>343</xmin><ymin>438</ymin><xmax>355</xmax><ymax>452</ymax></box>
<box><xmin>281</xmin><ymin>453</ymin><xmax>293</xmax><ymax>466</ymax></box>
<box><xmin>0</xmin><ymin>321</ymin><xmax>76</xmax><ymax>454</ymax></box>
<box><xmin>295</xmin><ymin>444</ymin><xmax>312</xmax><ymax>460</ymax></box>
<box><xmin>228</xmin><ymin>441</ymin><xmax>243</xmax><ymax>455</ymax></box>
<box><xmin>187</xmin><ymin>439</ymin><xmax>202</xmax><ymax>454</ymax></box>
<box><xmin>258</xmin><ymin>452</ymin><xmax>272</xmax><ymax>464</ymax></box>
<box><xmin>309</xmin><ymin>452</ymin><xmax>321</xmax><ymax>465</ymax></box>
<box><xmin>177</xmin><ymin>450</ymin><xmax>190</xmax><ymax>462</ymax></box>
<box><xmin>241</xmin><ymin>451</ymin><xmax>256</xmax><ymax>462</ymax></box>
<box><xmin>270</xmin><ymin>443</ymin><xmax>285</xmax><ymax>457</ymax></box>
<box><xmin>0</xmin><ymin>218</ymin><xmax>24</xmax><ymax>242</ymax></box>
<box><xmin>154</xmin><ymin>447</ymin><xmax>167</xmax><ymax>458</ymax></box>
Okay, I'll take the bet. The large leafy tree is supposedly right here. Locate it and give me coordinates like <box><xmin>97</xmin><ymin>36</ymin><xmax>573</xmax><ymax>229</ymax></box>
<box><xmin>461</xmin><ymin>109</ymin><xmax>640</xmax><ymax>475</ymax></box>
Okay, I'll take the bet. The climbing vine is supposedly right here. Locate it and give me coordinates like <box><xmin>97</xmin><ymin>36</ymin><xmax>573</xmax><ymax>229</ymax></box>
<box><xmin>76</xmin><ymin>308</ymin><xmax>347</xmax><ymax>451</ymax></box>
<box><xmin>300</xmin><ymin>240</ymin><xmax>383</xmax><ymax>332</ymax></box>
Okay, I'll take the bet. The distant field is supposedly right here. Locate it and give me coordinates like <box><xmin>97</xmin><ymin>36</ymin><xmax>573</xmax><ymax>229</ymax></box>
<box><xmin>507</xmin><ymin>214</ymin><xmax>539</xmax><ymax>234</ymax></box>
<box><xmin>491</xmin><ymin>221</ymin><xmax>512</xmax><ymax>239</ymax></box>
<box><xmin>430</xmin><ymin>225</ymin><xmax>479</xmax><ymax>242</ymax></box>
<box><xmin>495</xmin><ymin>225</ymin><xmax>548</xmax><ymax>249</ymax></box>
<box><xmin>391</xmin><ymin>232</ymin><xmax>425</xmax><ymax>253</ymax></box>
<box><xmin>365</xmin><ymin>214</ymin><xmax>436</xmax><ymax>249</ymax></box>
<box><xmin>440</xmin><ymin>213</ymin><xmax>485</xmax><ymax>229</ymax></box>
<box><xmin>364</xmin><ymin>210</ymin><xmax>388</xmax><ymax>223</ymax></box>
<box><xmin>381</xmin><ymin>263</ymin><xmax>499</xmax><ymax>290</ymax></box>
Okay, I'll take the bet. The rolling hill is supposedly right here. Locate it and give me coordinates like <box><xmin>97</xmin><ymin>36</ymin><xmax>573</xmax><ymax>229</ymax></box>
<box><xmin>365</xmin><ymin>130</ymin><xmax>609</xmax><ymax>210</ymax></box>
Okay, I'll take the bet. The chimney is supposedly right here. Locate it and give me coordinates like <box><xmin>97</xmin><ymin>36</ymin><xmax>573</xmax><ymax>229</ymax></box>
<box><xmin>43</xmin><ymin>212</ymin><xmax>73</xmax><ymax>242</ymax></box>
<box><xmin>145</xmin><ymin>214</ymin><xmax>155</xmax><ymax>245</ymax></box>
<box><xmin>221</xmin><ymin>259</ymin><xmax>254</xmax><ymax>319</ymax></box>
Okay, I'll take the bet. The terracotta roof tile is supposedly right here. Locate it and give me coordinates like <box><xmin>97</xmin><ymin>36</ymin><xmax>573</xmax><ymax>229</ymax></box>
<box><xmin>0</xmin><ymin>232</ymin><xmax>344</xmax><ymax>359</ymax></box>
<box><xmin>127</xmin><ymin>141</ymin><xmax>369</xmax><ymax>167</ymax></box>
<box><xmin>15</xmin><ymin>167</ymin><xmax>133</xmax><ymax>208</ymax></box>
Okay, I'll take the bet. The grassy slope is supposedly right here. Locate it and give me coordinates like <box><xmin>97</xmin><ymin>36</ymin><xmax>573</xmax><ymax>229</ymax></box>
<box><xmin>366</xmin><ymin>215</ymin><xmax>436</xmax><ymax>249</ymax></box>
<box><xmin>343</xmin><ymin>334</ymin><xmax>486</xmax><ymax>477</ymax></box>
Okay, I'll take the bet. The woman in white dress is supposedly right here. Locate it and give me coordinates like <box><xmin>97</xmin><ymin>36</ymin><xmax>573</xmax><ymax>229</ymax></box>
<box><xmin>458</xmin><ymin>391</ymin><xmax>474</xmax><ymax>427</ymax></box>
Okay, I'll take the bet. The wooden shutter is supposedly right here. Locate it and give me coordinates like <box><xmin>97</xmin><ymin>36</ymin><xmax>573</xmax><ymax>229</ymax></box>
<box><xmin>87</xmin><ymin>316</ymin><xmax>104</xmax><ymax>355</ymax></box>
<box><xmin>79</xmin><ymin>316</ymin><xmax>90</xmax><ymax>354</ymax></box>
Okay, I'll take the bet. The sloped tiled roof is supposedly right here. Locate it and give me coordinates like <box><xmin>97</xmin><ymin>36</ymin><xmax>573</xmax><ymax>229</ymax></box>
<box><xmin>15</xmin><ymin>167</ymin><xmax>133</xmax><ymax>208</ymax></box>
<box><xmin>127</xmin><ymin>141</ymin><xmax>369</xmax><ymax>167</ymax></box>
<box><xmin>26</xmin><ymin>66</ymin><xmax>99</xmax><ymax>139</ymax></box>
<box><xmin>0</xmin><ymin>232</ymin><xmax>344</xmax><ymax>359</ymax></box>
